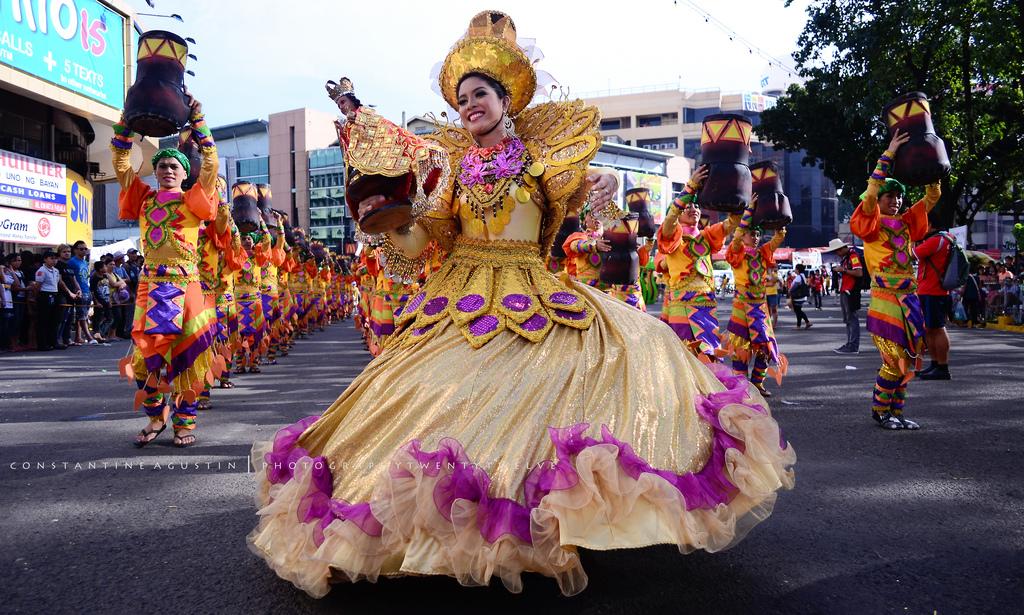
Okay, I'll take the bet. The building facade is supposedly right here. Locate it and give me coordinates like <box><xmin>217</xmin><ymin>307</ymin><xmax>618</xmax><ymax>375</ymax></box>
<box><xmin>1</xmin><ymin>0</ymin><xmax>151</xmax><ymax>253</ymax></box>
<box><xmin>585</xmin><ymin>86</ymin><xmax>838</xmax><ymax>248</ymax></box>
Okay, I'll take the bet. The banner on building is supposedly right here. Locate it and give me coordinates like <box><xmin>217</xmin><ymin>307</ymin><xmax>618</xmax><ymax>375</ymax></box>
<box><xmin>0</xmin><ymin>205</ymin><xmax>67</xmax><ymax>245</ymax></box>
<box><xmin>742</xmin><ymin>93</ymin><xmax>778</xmax><ymax>113</ymax></box>
<box><xmin>65</xmin><ymin>169</ymin><xmax>93</xmax><ymax>246</ymax></box>
<box><xmin>622</xmin><ymin>171</ymin><xmax>670</xmax><ymax>223</ymax></box>
<box><xmin>0</xmin><ymin>149</ymin><xmax>67</xmax><ymax>212</ymax></box>
<box><xmin>0</xmin><ymin>0</ymin><xmax>128</xmax><ymax>107</ymax></box>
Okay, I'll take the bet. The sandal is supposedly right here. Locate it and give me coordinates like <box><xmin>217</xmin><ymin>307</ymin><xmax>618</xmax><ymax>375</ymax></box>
<box><xmin>197</xmin><ymin>399</ymin><xmax>212</xmax><ymax>411</ymax></box>
<box><xmin>218</xmin><ymin>380</ymin><xmax>235</xmax><ymax>389</ymax></box>
<box><xmin>173</xmin><ymin>432</ymin><xmax>197</xmax><ymax>448</ymax></box>
<box><xmin>134</xmin><ymin>422</ymin><xmax>166</xmax><ymax>448</ymax></box>
<box><xmin>248</xmin><ymin>365</ymin><xmax>262</xmax><ymax>373</ymax></box>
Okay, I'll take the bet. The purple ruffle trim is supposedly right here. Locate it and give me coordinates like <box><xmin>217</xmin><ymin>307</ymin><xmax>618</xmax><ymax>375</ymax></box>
<box><xmin>261</xmin><ymin>363</ymin><xmax>780</xmax><ymax>548</ymax></box>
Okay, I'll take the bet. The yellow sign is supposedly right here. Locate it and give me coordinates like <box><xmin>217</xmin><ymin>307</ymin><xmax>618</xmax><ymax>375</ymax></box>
<box><xmin>65</xmin><ymin>170</ymin><xmax>93</xmax><ymax>246</ymax></box>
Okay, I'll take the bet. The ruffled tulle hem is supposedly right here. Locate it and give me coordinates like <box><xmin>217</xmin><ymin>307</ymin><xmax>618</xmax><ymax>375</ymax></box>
<box><xmin>247</xmin><ymin>362</ymin><xmax>795</xmax><ymax>598</ymax></box>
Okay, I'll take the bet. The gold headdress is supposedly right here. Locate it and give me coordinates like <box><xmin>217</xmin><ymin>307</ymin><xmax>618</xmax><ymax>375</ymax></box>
<box><xmin>325</xmin><ymin>77</ymin><xmax>356</xmax><ymax>104</ymax></box>
<box><xmin>438</xmin><ymin>11</ymin><xmax>537</xmax><ymax>117</ymax></box>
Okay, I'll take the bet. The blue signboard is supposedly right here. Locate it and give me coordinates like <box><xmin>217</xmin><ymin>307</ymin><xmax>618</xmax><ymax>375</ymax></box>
<box><xmin>0</xmin><ymin>0</ymin><xmax>127</xmax><ymax>107</ymax></box>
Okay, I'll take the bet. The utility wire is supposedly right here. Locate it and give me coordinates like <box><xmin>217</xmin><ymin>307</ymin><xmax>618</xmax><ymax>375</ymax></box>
<box><xmin>673</xmin><ymin>0</ymin><xmax>801</xmax><ymax>77</ymax></box>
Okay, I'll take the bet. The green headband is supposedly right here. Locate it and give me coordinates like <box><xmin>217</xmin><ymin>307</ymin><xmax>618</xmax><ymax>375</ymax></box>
<box><xmin>151</xmin><ymin>148</ymin><xmax>191</xmax><ymax>175</ymax></box>
<box><xmin>860</xmin><ymin>178</ymin><xmax>906</xmax><ymax>201</ymax></box>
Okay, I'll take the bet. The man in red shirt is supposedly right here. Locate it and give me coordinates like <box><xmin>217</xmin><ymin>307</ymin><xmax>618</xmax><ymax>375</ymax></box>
<box><xmin>914</xmin><ymin>223</ymin><xmax>953</xmax><ymax>380</ymax></box>
<box><xmin>822</xmin><ymin>239</ymin><xmax>864</xmax><ymax>353</ymax></box>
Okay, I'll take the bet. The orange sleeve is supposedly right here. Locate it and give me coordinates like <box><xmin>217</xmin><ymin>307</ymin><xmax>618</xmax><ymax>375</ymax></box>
<box><xmin>118</xmin><ymin>177</ymin><xmax>151</xmax><ymax>221</ymax></box>
<box><xmin>725</xmin><ymin>241</ymin><xmax>745</xmax><ymax>268</ymax></box>
<box><xmin>760</xmin><ymin>244</ymin><xmax>778</xmax><ymax>269</ymax></box>
<box><xmin>563</xmin><ymin>231</ymin><xmax>593</xmax><ymax>256</ymax></box>
<box><xmin>637</xmin><ymin>243</ymin><xmax>651</xmax><ymax>267</ymax></box>
<box><xmin>656</xmin><ymin>223</ymin><xmax>683</xmax><ymax>254</ymax></box>
<box><xmin>850</xmin><ymin>201</ymin><xmax>881</xmax><ymax>242</ymax></box>
<box><xmin>204</xmin><ymin>220</ymin><xmax>232</xmax><ymax>251</ymax></box>
<box><xmin>272</xmin><ymin>242</ymin><xmax>286</xmax><ymax>267</ymax></box>
<box><xmin>183</xmin><ymin>182</ymin><xmax>217</xmax><ymax>222</ymax></box>
<box><xmin>904</xmin><ymin>199</ymin><xmax>930</xmax><ymax>242</ymax></box>
<box><xmin>225</xmin><ymin>244</ymin><xmax>246</xmax><ymax>272</ymax></box>
<box><xmin>654</xmin><ymin>252</ymin><xmax>668</xmax><ymax>274</ymax></box>
<box><xmin>702</xmin><ymin>221</ymin><xmax>728</xmax><ymax>253</ymax></box>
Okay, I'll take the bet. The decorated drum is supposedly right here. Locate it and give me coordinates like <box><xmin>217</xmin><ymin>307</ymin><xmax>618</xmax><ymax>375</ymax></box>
<box><xmin>882</xmin><ymin>92</ymin><xmax>951</xmax><ymax>186</ymax></box>
<box><xmin>750</xmin><ymin>161</ymin><xmax>792</xmax><ymax>230</ymax></box>
<box><xmin>599</xmin><ymin>213</ymin><xmax>641</xmax><ymax>286</ymax></box>
<box><xmin>345</xmin><ymin>169</ymin><xmax>420</xmax><ymax>235</ymax></box>
<box><xmin>176</xmin><ymin>127</ymin><xmax>202</xmax><ymax>191</ymax></box>
<box><xmin>231</xmin><ymin>182</ymin><xmax>261</xmax><ymax>234</ymax></box>
<box><xmin>550</xmin><ymin>214</ymin><xmax>581</xmax><ymax>259</ymax></box>
<box><xmin>696</xmin><ymin>113</ymin><xmax>753</xmax><ymax>213</ymax></box>
<box><xmin>625</xmin><ymin>188</ymin><xmax>657</xmax><ymax>238</ymax></box>
<box><xmin>123</xmin><ymin>31</ymin><xmax>190</xmax><ymax>138</ymax></box>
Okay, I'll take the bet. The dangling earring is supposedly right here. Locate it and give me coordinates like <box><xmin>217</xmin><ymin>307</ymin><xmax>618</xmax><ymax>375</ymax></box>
<box><xmin>503</xmin><ymin>112</ymin><xmax>516</xmax><ymax>138</ymax></box>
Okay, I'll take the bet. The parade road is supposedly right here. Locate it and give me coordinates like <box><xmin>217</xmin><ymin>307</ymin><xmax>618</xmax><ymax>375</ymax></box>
<box><xmin>1</xmin><ymin>300</ymin><xmax>1022</xmax><ymax>615</ymax></box>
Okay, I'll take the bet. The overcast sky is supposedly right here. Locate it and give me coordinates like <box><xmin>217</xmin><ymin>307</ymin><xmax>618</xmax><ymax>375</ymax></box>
<box><xmin>127</xmin><ymin>0</ymin><xmax>811</xmax><ymax>127</ymax></box>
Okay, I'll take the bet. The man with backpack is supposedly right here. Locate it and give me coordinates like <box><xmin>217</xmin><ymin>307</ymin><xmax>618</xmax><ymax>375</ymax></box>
<box><xmin>822</xmin><ymin>238</ymin><xmax>865</xmax><ymax>354</ymax></box>
<box><xmin>914</xmin><ymin>222</ymin><xmax>967</xmax><ymax>380</ymax></box>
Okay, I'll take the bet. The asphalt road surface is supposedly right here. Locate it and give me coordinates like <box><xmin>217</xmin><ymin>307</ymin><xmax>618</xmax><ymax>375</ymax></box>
<box><xmin>1</xmin><ymin>296</ymin><xmax>1021</xmax><ymax>615</ymax></box>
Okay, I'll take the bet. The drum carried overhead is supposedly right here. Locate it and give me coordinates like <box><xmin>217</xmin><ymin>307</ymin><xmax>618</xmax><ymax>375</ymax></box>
<box><xmin>231</xmin><ymin>182</ymin><xmax>261</xmax><ymax>234</ymax></box>
<box><xmin>176</xmin><ymin>128</ymin><xmax>203</xmax><ymax>190</ymax></box>
<box><xmin>750</xmin><ymin>160</ymin><xmax>792</xmax><ymax>230</ymax></box>
<box><xmin>599</xmin><ymin>212</ymin><xmax>641</xmax><ymax>286</ymax></box>
<box><xmin>696</xmin><ymin>113</ymin><xmax>753</xmax><ymax>214</ymax></box>
<box><xmin>882</xmin><ymin>92</ymin><xmax>951</xmax><ymax>186</ymax></box>
<box><xmin>625</xmin><ymin>187</ymin><xmax>657</xmax><ymax>238</ymax></box>
<box><xmin>123</xmin><ymin>31</ymin><xmax>191</xmax><ymax>138</ymax></box>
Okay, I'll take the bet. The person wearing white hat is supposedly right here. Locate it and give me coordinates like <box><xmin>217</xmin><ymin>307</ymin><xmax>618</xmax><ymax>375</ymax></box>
<box><xmin>822</xmin><ymin>238</ymin><xmax>864</xmax><ymax>354</ymax></box>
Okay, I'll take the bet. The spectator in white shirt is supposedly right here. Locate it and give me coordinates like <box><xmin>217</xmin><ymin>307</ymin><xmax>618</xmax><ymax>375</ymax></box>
<box><xmin>33</xmin><ymin>251</ymin><xmax>62</xmax><ymax>351</ymax></box>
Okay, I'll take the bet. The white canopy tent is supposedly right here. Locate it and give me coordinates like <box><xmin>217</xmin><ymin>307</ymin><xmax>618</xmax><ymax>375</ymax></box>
<box><xmin>90</xmin><ymin>237</ymin><xmax>140</xmax><ymax>263</ymax></box>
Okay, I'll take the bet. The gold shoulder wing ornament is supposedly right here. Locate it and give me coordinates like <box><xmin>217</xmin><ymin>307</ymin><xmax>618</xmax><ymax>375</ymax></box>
<box><xmin>514</xmin><ymin>100</ymin><xmax>601</xmax><ymax>256</ymax></box>
<box><xmin>416</xmin><ymin>118</ymin><xmax>477</xmax><ymax>253</ymax></box>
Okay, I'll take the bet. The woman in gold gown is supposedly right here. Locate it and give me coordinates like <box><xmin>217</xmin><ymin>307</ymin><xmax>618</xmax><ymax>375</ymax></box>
<box><xmin>249</xmin><ymin>10</ymin><xmax>795</xmax><ymax>598</ymax></box>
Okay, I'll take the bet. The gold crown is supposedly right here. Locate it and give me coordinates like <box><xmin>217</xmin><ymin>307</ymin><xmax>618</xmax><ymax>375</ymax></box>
<box><xmin>325</xmin><ymin>77</ymin><xmax>355</xmax><ymax>103</ymax></box>
<box><xmin>438</xmin><ymin>11</ymin><xmax>536</xmax><ymax>117</ymax></box>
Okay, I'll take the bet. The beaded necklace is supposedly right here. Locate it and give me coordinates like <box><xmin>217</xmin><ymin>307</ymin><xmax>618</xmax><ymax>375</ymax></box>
<box><xmin>456</xmin><ymin>136</ymin><xmax>545</xmax><ymax>235</ymax></box>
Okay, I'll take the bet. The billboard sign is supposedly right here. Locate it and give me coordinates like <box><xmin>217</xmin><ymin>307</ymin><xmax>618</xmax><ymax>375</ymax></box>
<box><xmin>65</xmin><ymin>169</ymin><xmax>92</xmax><ymax>246</ymax></box>
<box><xmin>0</xmin><ymin>149</ymin><xmax>67</xmax><ymax>212</ymax></box>
<box><xmin>623</xmin><ymin>171</ymin><xmax>670</xmax><ymax>223</ymax></box>
<box><xmin>0</xmin><ymin>0</ymin><xmax>128</xmax><ymax>107</ymax></box>
<box><xmin>742</xmin><ymin>93</ymin><xmax>778</xmax><ymax>113</ymax></box>
<box><xmin>0</xmin><ymin>205</ymin><xmax>67</xmax><ymax>245</ymax></box>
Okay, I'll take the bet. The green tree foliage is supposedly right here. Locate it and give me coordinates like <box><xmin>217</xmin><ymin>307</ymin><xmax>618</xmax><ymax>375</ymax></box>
<box><xmin>757</xmin><ymin>0</ymin><xmax>1024</xmax><ymax>241</ymax></box>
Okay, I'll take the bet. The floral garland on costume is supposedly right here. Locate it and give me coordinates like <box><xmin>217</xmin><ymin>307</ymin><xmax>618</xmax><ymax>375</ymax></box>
<box><xmin>456</xmin><ymin>136</ymin><xmax>545</xmax><ymax>235</ymax></box>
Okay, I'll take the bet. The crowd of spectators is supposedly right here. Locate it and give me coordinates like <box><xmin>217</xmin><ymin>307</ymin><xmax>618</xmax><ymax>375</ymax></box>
<box><xmin>952</xmin><ymin>256</ymin><xmax>1024</xmax><ymax>327</ymax></box>
<box><xmin>0</xmin><ymin>245</ymin><xmax>142</xmax><ymax>352</ymax></box>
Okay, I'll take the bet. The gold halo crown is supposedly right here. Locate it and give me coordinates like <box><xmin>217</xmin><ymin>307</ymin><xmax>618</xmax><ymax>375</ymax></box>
<box><xmin>326</xmin><ymin>77</ymin><xmax>355</xmax><ymax>103</ymax></box>
<box><xmin>438</xmin><ymin>11</ymin><xmax>537</xmax><ymax>117</ymax></box>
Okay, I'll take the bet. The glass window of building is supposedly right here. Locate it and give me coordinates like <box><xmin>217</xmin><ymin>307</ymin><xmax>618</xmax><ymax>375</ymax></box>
<box><xmin>637</xmin><ymin>137</ymin><xmax>678</xmax><ymax>151</ymax></box>
<box><xmin>682</xmin><ymin>138</ymin><xmax>701</xmax><ymax>159</ymax></box>
<box><xmin>236</xmin><ymin>156</ymin><xmax>270</xmax><ymax>184</ymax></box>
<box><xmin>637</xmin><ymin>115</ymin><xmax>662</xmax><ymax>128</ymax></box>
<box><xmin>308</xmin><ymin>147</ymin><xmax>357</xmax><ymax>253</ymax></box>
<box><xmin>683</xmin><ymin>107</ymin><xmax>720</xmax><ymax>124</ymax></box>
